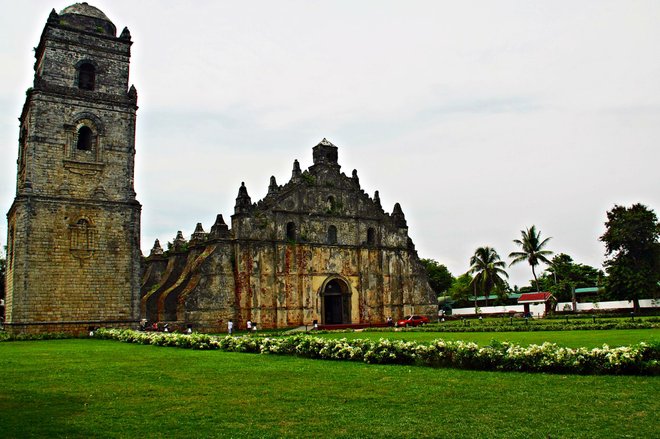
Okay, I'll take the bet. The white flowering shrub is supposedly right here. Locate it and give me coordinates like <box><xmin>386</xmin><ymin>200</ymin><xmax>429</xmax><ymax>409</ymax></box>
<box><xmin>368</xmin><ymin>320</ymin><xmax>658</xmax><ymax>334</ymax></box>
<box><xmin>93</xmin><ymin>329</ymin><xmax>659</xmax><ymax>375</ymax></box>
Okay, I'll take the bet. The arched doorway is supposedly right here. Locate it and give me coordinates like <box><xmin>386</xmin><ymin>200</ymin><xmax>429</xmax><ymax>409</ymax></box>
<box><xmin>321</xmin><ymin>278</ymin><xmax>351</xmax><ymax>324</ymax></box>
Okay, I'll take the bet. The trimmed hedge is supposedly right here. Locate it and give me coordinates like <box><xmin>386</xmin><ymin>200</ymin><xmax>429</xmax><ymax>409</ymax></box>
<box><xmin>0</xmin><ymin>332</ymin><xmax>74</xmax><ymax>342</ymax></box>
<box><xmin>94</xmin><ymin>329</ymin><xmax>659</xmax><ymax>375</ymax></box>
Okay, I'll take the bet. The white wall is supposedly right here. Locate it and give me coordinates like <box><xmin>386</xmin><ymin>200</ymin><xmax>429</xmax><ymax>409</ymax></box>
<box><xmin>450</xmin><ymin>299</ymin><xmax>659</xmax><ymax>317</ymax></box>
<box><xmin>450</xmin><ymin>304</ymin><xmax>545</xmax><ymax>317</ymax></box>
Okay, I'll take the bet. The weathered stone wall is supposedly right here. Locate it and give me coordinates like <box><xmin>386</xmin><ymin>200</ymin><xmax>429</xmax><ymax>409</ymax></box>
<box><xmin>17</xmin><ymin>90</ymin><xmax>137</xmax><ymax>201</ymax></box>
<box><xmin>6</xmin><ymin>199</ymin><xmax>140</xmax><ymax>333</ymax></box>
<box><xmin>36</xmin><ymin>26</ymin><xmax>131</xmax><ymax>96</ymax></box>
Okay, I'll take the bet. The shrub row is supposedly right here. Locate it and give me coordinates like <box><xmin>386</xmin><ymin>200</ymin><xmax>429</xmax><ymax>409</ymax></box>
<box><xmin>391</xmin><ymin>320</ymin><xmax>659</xmax><ymax>333</ymax></box>
<box><xmin>0</xmin><ymin>331</ymin><xmax>74</xmax><ymax>342</ymax></box>
<box><xmin>94</xmin><ymin>329</ymin><xmax>659</xmax><ymax>375</ymax></box>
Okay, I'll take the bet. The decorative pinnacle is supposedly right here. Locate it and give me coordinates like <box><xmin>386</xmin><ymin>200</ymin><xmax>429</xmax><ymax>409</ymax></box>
<box><xmin>292</xmin><ymin>160</ymin><xmax>302</xmax><ymax>179</ymax></box>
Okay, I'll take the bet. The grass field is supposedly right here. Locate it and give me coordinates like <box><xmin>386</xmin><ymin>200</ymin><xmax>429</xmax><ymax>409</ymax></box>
<box><xmin>316</xmin><ymin>328</ymin><xmax>660</xmax><ymax>348</ymax></box>
<box><xmin>0</xmin><ymin>339</ymin><xmax>658</xmax><ymax>438</ymax></box>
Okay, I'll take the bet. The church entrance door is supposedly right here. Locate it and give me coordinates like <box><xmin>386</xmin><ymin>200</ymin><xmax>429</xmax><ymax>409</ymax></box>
<box><xmin>322</xmin><ymin>278</ymin><xmax>351</xmax><ymax>324</ymax></box>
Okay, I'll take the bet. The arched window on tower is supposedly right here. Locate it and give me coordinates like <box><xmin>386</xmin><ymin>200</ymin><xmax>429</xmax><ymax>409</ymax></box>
<box><xmin>78</xmin><ymin>63</ymin><xmax>96</xmax><ymax>90</ymax></box>
<box><xmin>76</xmin><ymin>126</ymin><xmax>93</xmax><ymax>151</ymax></box>
<box><xmin>327</xmin><ymin>225</ymin><xmax>337</xmax><ymax>244</ymax></box>
<box><xmin>286</xmin><ymin>222</ymin><xmax>296</xmax><ymax>241</ymax></box>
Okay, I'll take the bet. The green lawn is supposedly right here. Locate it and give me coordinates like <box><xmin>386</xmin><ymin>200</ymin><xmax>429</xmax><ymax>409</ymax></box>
<box><xmin>316</xmin><ymin>328</ymin><xmax>660</xmax><ymax>348</ymax></box>
<box><xmin>0</xmin><ymin>339</ymin><xmax>658</xmax><ymax>438</ymax></box>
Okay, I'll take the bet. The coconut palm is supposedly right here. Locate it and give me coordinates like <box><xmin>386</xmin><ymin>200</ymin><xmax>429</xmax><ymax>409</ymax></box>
<box><xmin>509</xmin><ymin>225</ymin><xmax>553</xmax><ymax>292</ymax></box>
<box><xmin>468</xmin><ymin>246</ymin><xmax>509</xmax><ymax>306</ymax></box>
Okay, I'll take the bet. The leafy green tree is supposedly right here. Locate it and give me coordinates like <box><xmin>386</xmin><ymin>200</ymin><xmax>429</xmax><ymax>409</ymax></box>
<box><xmin>509</xmin><ymin>225</ymin><xmax>553</xmax><ymax>293</ymax></box>
<box><xmin>420</xmin><ymin>258</ymin><xmax>454</xmax><ymax>296</ymax></box>
<box><xmin>448</xmin><ymin>273</ymin><xmax>474</xmax><ymax>304</ymax></box>
<box><xmin>468</xmin><ymin>246</ymin><xmax>509</xmax><ymax>306</ymax></box>
<box><xmin>599</xmin><ymin>203</ymin><xmax>660</xmax><ymax>311</ymax></box>
<box><xmin>541</xmin><ymin>253</ymin><xmax>604</xmax><ymax>301</ymax></box>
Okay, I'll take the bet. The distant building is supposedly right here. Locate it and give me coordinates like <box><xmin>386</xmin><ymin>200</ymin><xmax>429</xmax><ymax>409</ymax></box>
<box><xmin>518</xmin><ymin>292</ymin><xmax>555</xmax><ymax>316</ymax></box>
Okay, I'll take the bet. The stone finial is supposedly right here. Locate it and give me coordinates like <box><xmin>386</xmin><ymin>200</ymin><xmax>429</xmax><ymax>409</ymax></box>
<box><xmin>128</xmin><ymin>85</ymin><xmax>138</xmax><ymax>102</ymax></box>
<box><xmin>48</xmin><ymin>9</ymin><xmax>58</xmax><ymax>24</ymax></box>
<box><xmin>190</xmin><ymin>222</ymin><xmax>207</xmax><ymax>244</ymax></box>
<box><xmin>268</xmin><ymin>175</ymin><xmax>278</xmax><ymax>195</ymax></box>
<box><xmin>352</xmin><ymin>169</ymin><xmax>360</xmax><ymax>187</ymax></box>
<box><xmin>120</xmin><ymin>26</ymin><xmax>132</xmax><ymax>40</ymax></box>
<box><xmin>210</xmin><ymin>214</ymin><xmax>230</xmax><ymax>238</ymax></box>
<box><xmin>234</xmin><ymin>182</ymin><xmax>252</xmax><ymax>214</ymax></box>
<box><xmin>374</xmin><ymin>190</ymin><xmax>382</xmax><ymax>209</ymax></box>
<box><xmin>173</xmin><ymin>230</ymin><xmax>187</xmax><ymax>251</ymax></box>
<box><xmin>237</xmin><ymin>182</ymin><xmax>249</xmax><ymax>198</ymax></box>
<box><xmin>291</xmin><ymin>160</ymin><xmax>302</xmax><ymax>180</ymax></box>
<box><xmin>150</xmin><ymin>239</ymin><xmax>164</xmax><ymax>256</ymax></box>
<box><xmin>391</xmin><ymin>203</ymin><xmax>407</xmax><ymax>228</ymax></box>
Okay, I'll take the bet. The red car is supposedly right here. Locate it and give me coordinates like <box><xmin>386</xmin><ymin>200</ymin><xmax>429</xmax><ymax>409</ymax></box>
<box><xmin>396</xmin><ymin>315</ymin><xmax>429</xmax><ymax>327</ymax></box>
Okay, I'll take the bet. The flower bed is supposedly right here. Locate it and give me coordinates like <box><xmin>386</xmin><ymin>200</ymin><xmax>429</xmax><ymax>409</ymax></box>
<box><xmin>94</xmin><ymin>329</ymin><xmax>659</xmax><ymax>375</ymax></box>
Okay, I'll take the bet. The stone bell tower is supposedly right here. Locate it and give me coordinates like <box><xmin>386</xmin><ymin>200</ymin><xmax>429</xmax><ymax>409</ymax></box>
<box><xmin>4</xmin><ymin>3</ymin><xmax>141</xmax><ymax>334</ymax></box>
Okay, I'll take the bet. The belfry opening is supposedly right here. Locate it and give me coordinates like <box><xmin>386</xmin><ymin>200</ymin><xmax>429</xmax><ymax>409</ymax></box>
<box><xmin>322</xmin><ymin>278</ymin><xmax>351</xmax><ymax>325</ymax></box>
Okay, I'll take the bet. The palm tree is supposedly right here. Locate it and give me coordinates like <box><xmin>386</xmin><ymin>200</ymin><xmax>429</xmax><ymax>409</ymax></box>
<box><xmin>509</xmin><ymin>225</ymin><xmax>553</xmax><ymax>292</ymax></box>
<box><xmin>469</xmin><ymin>246</ymin><xmax>509</xmax><ymax>307</ymax></box>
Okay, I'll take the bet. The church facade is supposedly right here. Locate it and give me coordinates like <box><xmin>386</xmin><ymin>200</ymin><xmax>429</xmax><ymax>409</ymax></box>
<box><xmin>4</xmin><ymin>3</ymin><xmax>437</xmax><ymax>334</ymax></box>
<box><xmin>142</xmin><ymin>139</ymin><xmax>437</xmax><ymax>331</ymax></box>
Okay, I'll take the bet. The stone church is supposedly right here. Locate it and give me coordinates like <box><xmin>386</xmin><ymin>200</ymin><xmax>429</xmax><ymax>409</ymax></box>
<box><xmin>4</xmin><ymin>3</ymin><xmax>436</xmax><ymax>334</ymax></box>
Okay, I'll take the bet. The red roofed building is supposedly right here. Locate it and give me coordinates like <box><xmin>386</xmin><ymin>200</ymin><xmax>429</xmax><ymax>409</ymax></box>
<box><xmin>518</xmin><ymin>292</ymin><xmax>556</xmax><ymax>316</ymax></box>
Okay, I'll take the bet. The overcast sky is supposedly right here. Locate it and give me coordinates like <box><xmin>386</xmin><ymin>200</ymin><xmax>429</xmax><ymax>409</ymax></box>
<box><xmin>1</xmin><ymin>1</ymin><xmax>658</xmax><ymax>288</ymax></box>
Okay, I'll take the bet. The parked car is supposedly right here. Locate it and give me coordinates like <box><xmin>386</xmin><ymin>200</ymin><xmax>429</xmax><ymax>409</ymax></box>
<box><xmin>396</xmin><ymin>315</ymin><xmax>429</xmax><ymax>327</ymax></box>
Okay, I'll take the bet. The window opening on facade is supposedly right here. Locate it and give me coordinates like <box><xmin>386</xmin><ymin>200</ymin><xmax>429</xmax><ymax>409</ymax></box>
<box><xmin>286</xmin><ymin>222</ymin><xmax>296</xmax><ymax>241</ymax></box>
<box><xmin>327</xmin><ymin>225</ymin><xmax>337</xmax><ymax>244</ymax></box>
<box><xmin>76</xmin><ymin>126</ymin><xmax>93</xmax><ymax>151</ymax></box>
<box><xmin>367</xmin><ymin>227</ymin><xmax>376</xmax><ymax>246</ymax></box>
<box><xmin>78</xmin><ymin>63</ymin><xmax>96</xmax><ymax>90</ymax></box>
